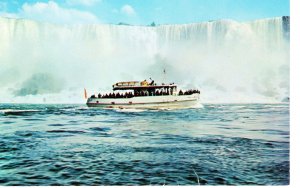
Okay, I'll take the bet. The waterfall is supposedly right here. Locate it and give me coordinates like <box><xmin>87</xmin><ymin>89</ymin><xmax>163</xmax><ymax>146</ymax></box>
<box><xmin>0</xmin><ymin>16</ymin><xmax>289</xmax><ymax>103</ymax></box>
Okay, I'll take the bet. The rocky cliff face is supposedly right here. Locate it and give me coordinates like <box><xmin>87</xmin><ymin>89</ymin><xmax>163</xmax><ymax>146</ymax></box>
<box><xmin>282</xmin><ymin>16</ymin><xmax>290</xmax><ymax>40</ymax></box>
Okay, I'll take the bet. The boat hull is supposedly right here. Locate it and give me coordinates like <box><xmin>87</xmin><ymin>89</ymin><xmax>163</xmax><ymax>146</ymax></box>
<box><xmin>86</xmin><ymin>94</ymin><xmax>200</xmax><ymax>109</ymax></box>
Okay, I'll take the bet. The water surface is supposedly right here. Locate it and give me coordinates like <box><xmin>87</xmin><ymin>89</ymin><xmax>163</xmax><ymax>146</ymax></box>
<box><xmin>0</xmin><ymin>103</ymin><xmax>289</xmax><ymax>185</ymax></box>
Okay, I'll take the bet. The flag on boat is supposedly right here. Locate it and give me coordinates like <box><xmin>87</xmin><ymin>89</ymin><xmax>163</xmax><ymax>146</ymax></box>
<box><xmin>84</xmin><ymin>88</ymin><xmax>87</xmax><ymax>99</ymax></box>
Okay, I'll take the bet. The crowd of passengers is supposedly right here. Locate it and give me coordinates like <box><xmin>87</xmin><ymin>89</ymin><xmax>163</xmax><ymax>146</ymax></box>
<box><xmin>90</xmin><ymin>89</ymin><xmax>200</xmax><ymax>99</ymax></box>
<box><xmin>97</xmin><ymin>92</ymin><xmax>134</xmax><ymax>98</ymax></box>
<box><xmin>178</xmin><ymin>89</ymin><xmax>200</xmax><ymax>95</ymax></box>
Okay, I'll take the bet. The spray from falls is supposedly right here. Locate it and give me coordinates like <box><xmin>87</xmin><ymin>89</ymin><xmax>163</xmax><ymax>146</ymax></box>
<box><xmin>0</xmin><ymin>16</ymin><xmax>289</xmax><ymax>103</ymax></box>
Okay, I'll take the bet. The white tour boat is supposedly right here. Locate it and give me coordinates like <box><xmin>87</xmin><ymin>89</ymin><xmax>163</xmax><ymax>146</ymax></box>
<box><xmin>86</xmin><ymin>80</ymin><xmax>200</xmax><ymax>109</ymax></box>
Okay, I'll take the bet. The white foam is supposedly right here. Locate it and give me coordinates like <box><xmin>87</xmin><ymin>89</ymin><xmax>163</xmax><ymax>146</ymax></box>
<box><xmin>114</xmin><ymin>108</ymin><xmax>147</xmax><ymax>113</ymax></box>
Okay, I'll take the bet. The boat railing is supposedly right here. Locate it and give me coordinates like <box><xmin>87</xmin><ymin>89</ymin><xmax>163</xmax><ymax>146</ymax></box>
<box><xmin>90</xmin><ymin>89</ymin><xmax>200</xmax><ymax>99</ymax></box>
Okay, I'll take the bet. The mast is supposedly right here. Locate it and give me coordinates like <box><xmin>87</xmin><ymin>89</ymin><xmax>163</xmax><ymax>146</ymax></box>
<box><xmin>163</xmin><ymin>68</ymin><xmax>166</xmax><ymax>85</ymax></box>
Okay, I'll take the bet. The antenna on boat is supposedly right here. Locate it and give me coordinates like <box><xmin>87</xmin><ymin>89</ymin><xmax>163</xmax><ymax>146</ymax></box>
<box><xmin>163</xmin><ymin>68</ymin><xmax>166</xmax><ymax>85</ymax></box>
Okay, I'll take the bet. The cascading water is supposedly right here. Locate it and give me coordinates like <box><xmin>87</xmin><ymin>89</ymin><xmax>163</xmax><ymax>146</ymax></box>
<box><xmin>0</xmin><ymin>16</ymin><xmax>289</xmax><ymax>103</ymax></box>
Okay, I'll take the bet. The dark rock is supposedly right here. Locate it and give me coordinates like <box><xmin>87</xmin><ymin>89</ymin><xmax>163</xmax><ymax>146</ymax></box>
<box><xmin>282</xmin><ymin>16</ymin><xmax>290</xmax><ymax>40</ymax></box>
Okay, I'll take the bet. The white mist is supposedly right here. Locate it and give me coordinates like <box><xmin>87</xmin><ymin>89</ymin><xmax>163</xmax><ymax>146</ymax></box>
<box><xmin>0</xmin><ymin>17</ymin><xmax>289</xmax><ymax>103</ymax></box>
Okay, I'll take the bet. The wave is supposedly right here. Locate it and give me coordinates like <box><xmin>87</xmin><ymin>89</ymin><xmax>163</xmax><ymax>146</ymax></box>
<box><xmin>0</xmin><ymin>109</ymin><xmax>41</xmax><ymax>115</ymax></box>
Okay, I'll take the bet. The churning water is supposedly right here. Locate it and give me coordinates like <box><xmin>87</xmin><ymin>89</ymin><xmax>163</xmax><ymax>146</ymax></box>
<box><xmin>0</xmin><ymin>103</ymin><xmax>289</xmax><ymax>185</ymax></box>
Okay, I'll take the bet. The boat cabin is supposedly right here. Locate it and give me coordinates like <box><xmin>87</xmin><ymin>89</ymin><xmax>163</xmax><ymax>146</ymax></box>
<box><xmin>112</xmin><ymin>81</ymin><xmax>177</xmax><ymax>96</ymax></box>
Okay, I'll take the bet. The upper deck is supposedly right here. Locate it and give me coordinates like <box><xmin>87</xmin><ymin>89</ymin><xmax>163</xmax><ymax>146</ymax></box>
<box><xmin>112</xmin><ymin>81</ymin><xmax>177</xmax><ymax>91</ymax></box>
